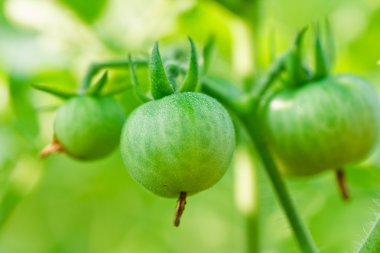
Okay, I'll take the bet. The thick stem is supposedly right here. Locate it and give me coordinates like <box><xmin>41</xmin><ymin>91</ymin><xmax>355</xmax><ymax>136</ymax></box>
<box><xmin>241</xmin><ymin>112</ymin><xmax>318</xmax><ymax>253</ymax></box>
<box><xmin>335</xmin><ymin>168</ymin><xmax>350</xmax><ymax>201</ymax></box>
<box><xmin>357</xmin><ymin>215</ymin><xmax>380</xmax><ymax>253</ymax></box>
<box><xmin>174</xmin><ymin>192</ymin><xmax>187</xmax><ymax>227</ymax></box>
<box><xmin>201</xmin><ymin>59</ymin><xmax>318</xmax><ymax>252</ymax></box>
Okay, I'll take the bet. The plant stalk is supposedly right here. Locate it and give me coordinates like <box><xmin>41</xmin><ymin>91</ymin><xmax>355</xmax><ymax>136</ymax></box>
<box><xmin>241</xmin><ymin>111</ymin><xmax>318</xmax><ymax>253</ymax></box>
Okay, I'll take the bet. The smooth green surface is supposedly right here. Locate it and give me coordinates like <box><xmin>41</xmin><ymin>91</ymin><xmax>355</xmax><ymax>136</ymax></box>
<box><xmin>263</xmin><ymin>75</ymin><xmax>380</xmax><ymax>176</ymax></box>
<box><xmin>121</xmin><ymin>92</ymin><xmax>235</xmax><ymax>198</ymax></box>
<box><xmin>55</xmin><ymin>96</ymin><xmax>125</xmax><ymax>160</ymax></box>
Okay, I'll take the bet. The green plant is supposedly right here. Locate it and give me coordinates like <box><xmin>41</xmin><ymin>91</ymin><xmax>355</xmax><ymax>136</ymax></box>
<box><xmin>26</xmin><ymin>12</ymin><xmax>380</xmax><ymax>253</ymax></box>
<box><xmin>73</xmin><ymin>26</ymin><xmax>380</xmax><ymax>251</ymax></box>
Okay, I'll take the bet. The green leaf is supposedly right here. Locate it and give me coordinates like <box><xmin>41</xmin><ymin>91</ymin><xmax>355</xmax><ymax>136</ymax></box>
<box><xmin>149</xmin><ymin>42</ymin><xmax>174</xmax><ymax>100</ymax></box>
<box><xmin>31</xmin><ymin>83</ymin><xmax>76</xmax><ymax>99</ymax></box>
<box><xmin>286</xmin><ymin>27</ymin><xmax>309</xmax><ymax>87</ymax></box>
<box><xmin>89</xmin><ymin>71</ymin><xmax>108</xmax><ymax>95</ymax></box>
<box><xmin>324</xmin><ymin>18</ymin><xmax>335</xmax><ymax>71</ymax></box>
<box><xmin>180</xmin><ymin>37</ymin><xmax>199</xmax><ymax>92</ymax></box>
<box><xmin>202</xmin><ymin>35</ymin><xmax>215</xmax><ymax>74</ymax></box>
<box><xmin>314</xmin><ymin>24</ymin><xmax>329</xmax><ymax>79</ymax></box>
<box><xmin>129</xmin><ymin>55</ymin><xmax>151</xmax><ymax>102</ymax></box>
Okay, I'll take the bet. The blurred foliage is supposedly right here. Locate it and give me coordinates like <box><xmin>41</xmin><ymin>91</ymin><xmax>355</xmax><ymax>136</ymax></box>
<box><xmin>58</xmin><ymin>0</ymin><xmax>107</xmax><ymax>23</ymax></box>
<box><xmin>0</xmin><ymin>0</ymin><xmax>380</xmax><ymax>253</ymax></box>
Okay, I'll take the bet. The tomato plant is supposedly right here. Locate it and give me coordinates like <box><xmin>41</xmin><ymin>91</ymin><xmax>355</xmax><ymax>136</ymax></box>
<box><xmin>3</xmin><ymin>1</ymin><xmax>380</xmax><ymax>253</ymax></box>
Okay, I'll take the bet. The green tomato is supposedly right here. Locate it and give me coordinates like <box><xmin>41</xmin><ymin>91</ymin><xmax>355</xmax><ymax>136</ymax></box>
<box><xmin>120</xmin><ymin>92</ymin><xmax>235</xmax><ymax>198</ymax></box>
<box><xmin>54</xmin><ymin>95</ymin><xmax>125</xmax><ymax>160</ymax></box>
<box><xmin>262</xmin><ymin>74</ymin><xmax>380</xmax><ymax>176</ymax></box>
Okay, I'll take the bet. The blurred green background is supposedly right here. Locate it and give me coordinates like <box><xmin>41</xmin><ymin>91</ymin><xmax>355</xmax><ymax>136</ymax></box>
<box><xmin>1</xmin><ymin>0</ymin><xmax>380</xmax><ymax>252</ymax></box>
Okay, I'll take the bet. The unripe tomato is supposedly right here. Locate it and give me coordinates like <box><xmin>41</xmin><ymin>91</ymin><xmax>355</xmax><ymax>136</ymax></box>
<box><xmin>54</xmin><ymin>95</ymin><xmax>125</xmax><ymax>160</ymax></box>
<box><xmin>262</xmin><ymin>74</ymin><xmax>380</xmax><ymax>176</ymax></box>
<box><xmin>120</xmin><ymin>92</ymin><xmax>235</xmax><ymax>198</ymax></box>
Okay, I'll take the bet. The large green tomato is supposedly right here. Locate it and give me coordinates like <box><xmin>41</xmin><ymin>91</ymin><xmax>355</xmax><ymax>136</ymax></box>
<box><xmin>262</xmin><ymin>74</ymin><xmax>380</xmax><ymax>176</ymax></box>
<box><xmin>120</xmin><ymin>92</ymin><xmax>235</xmax><ymax>198</ymax></box>
<box><xmin>54</xmin><ymin>96</ymin><xmax>125</xmax><ymax>160</ymax></box>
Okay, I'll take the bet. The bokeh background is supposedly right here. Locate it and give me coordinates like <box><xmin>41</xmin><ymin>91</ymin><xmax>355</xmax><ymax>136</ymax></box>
<box><xmin>1</xmin><ymin>0</ymin><xmax>380</xmax><ymax>252</ymax></box>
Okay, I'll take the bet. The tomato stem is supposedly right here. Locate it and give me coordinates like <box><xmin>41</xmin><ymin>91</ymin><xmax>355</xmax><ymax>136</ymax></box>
<box><xmin>335</xmin><ymin>168</ymin><xmax>350</xmax><ymax>201</ymax></box>
<box><xmin>240</xmin><ymin>111</ymin><xmax>319</xmax><ymax>253</ymax></box>
<box><xmin>250</xmin><ymin>52</ymin><xmax>289</xmax><ymax>102</ymax></box>
<box><xmin>174</xmin><ymin>192</ymin><xmax>187</xmax><ymax>227</ymax></box>
<box><xmin>40</xmin><ymin>137</ymin><xmax>65</xmax><ymax>158</ymax></box>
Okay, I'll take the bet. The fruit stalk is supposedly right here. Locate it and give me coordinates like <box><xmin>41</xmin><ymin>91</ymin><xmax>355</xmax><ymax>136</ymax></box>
<box><xmin>336</xmin><ymin>168</ymin><xmax>350</xmax><ymax>201</ymax></box>
<box><xmin>174</xmin><ymin>192</ymin><xmax>187</xmax><ymax>227</ymax></box>
<box><xmin>40</xmin><ymin>137</ymin><xmax>65</xmax><ymax>158</ymax></box>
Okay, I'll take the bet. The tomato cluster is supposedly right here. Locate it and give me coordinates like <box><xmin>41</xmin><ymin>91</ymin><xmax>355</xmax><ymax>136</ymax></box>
<box><xmin>35</xmin><ymin>30</ymin><xmax>380</xmax><ymax>227</ymax></box>
<box><xmin>36</xmin><ymin>39</ymin><xmax>236</xmax><ymax>226</ymax></box>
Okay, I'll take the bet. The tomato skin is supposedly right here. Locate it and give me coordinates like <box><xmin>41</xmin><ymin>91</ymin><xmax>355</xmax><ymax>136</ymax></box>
<box><xmin>120</xmin><ymin>92</ymin><xmax>236</xmax><ymax>198</ymax></box>
<box><xmin>54</xmin><ymin>96</ymin><xmax>125</xmax><ymax>160</ymax></box>
<box><xmin>262</xmin><ymin>74</ymin><xmax>380</xmax><ymax>176</ymax></box>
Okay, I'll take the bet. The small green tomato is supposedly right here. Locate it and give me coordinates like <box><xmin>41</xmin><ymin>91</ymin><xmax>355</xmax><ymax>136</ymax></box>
<box><xmin>120</xmin><ymin>92</ymin><xmax>235</xmax><ymax>198</ymax></box>
<box><xmin>52</xmin><ymin>95</ymin><xmax>125</xmax><ymax>160</ymax></box>
<box><xmin>262</xmin><ymin>74</ymin><xmax>380</xmax><ymax>176</ymax></box>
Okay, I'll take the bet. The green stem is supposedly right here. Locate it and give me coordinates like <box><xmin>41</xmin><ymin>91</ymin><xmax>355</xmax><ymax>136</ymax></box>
<box><xmin>356</xmin><ymin>215</ymin><xmax>380</xmax><ymax>253</ymax></box>
<box><xmin>241</xmin><ymin>111</ymin><xmax>318</xmax><ymax>253</ymax></box>
<box><xmin>202</xmin><ymin>73</ymin><xmax>318</xmax><ymax>252</ymax></box>
<box><xmin>79</xmin><ymin>59</ymin><xmax>148</xmax><ymax>94</ymax></box>
<box><xmin>250</xmin><ymin>52</ymin><xmax>289</xmax><ymax>102</ymax></box>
